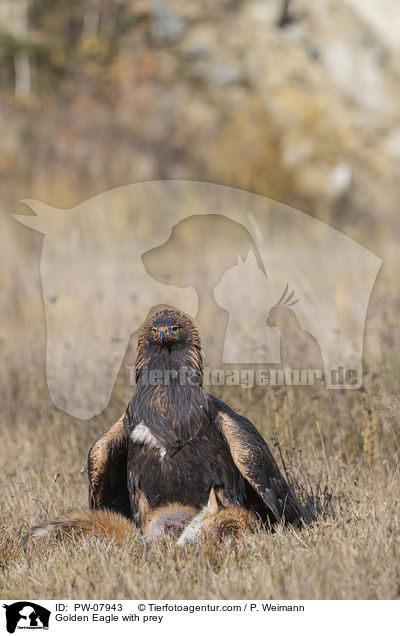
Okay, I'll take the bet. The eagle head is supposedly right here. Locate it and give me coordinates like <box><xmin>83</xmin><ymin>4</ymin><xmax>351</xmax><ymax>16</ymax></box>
<box><xmin>135</xmin><ymin>310</ymin><xmax>203</xmax><ymax>381</ymax></box>
<box><xmin>150</xmin><ymin>313</ymin><xmax>186</xmax><ymax>347</ymax></box>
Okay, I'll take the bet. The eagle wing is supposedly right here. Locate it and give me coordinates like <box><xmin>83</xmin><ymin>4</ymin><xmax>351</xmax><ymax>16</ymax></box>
<box><xmin>87</xmin><ymin>413</ymin><xmax>131</xmax><ymax>517</ymax></box>
<box><xmin>211</xmin><ymin>396</ymin><xmax>302</xmax><ymax>526</ymax></box>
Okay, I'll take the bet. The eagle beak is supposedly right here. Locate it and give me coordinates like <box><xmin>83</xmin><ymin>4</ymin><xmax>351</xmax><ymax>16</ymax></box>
<box><xmin>159</xmin><ymin>328</ymin><xmax>167</xmax><ymax>344</ymax></box>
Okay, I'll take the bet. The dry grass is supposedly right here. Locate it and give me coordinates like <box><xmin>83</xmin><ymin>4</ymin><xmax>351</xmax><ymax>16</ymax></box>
<box><xmin>1</xmin><ymin>365</ymin><xmax>400</xmax><ymax>599</ymax></box>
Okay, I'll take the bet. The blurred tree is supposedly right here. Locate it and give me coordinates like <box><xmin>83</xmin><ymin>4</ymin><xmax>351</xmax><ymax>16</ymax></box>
<box><xmin>83</xmin><ymin>0</ymin><xmax>101</xmax><ymax>37</ymax></box>
<box><xmin>0</xmin><ymin>0</ymin><xmax>31</xmax><ymax>96</ymax></box>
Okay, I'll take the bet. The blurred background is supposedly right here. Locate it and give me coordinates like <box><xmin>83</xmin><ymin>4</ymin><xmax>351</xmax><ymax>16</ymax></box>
<box><xmin>0</xmin><ymin>0</ymin><xmax>399</xmax><ymax>228</ymax></box>
<box><xmin>1</xmin><ymin>0</ymin><xmax>400</xmax><ymax>457</ymax></box>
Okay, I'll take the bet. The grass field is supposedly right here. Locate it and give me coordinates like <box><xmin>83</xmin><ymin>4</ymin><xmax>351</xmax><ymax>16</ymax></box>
<box><xmin>1</xmin><ymin>323</ymin><xmax>400</xmax><ymax>599</ymax></box>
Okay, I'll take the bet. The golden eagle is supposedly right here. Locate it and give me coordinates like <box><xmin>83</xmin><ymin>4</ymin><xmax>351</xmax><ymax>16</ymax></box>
<box><xmin>88</xmin><ymin>309</ymin><xmax>302</xmax><ymax>528</ymax></box>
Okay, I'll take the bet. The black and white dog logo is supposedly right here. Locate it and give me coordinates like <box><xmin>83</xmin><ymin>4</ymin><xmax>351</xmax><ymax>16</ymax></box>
<box><xmin>3</xmin><ymin>602</ymin><xmax>50</xmax><ymax>633</ymax></box>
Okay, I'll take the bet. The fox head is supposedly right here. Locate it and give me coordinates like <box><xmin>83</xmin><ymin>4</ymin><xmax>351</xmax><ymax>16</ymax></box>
<box><xmin>177</xmin><ymin>489</ymin><xmax>259</xmax><ymax>545</ymax></box>
<box><xmin>176</xmin><ymin>489</ymin><xmax>224</xmax><ymax>545</ymax></box>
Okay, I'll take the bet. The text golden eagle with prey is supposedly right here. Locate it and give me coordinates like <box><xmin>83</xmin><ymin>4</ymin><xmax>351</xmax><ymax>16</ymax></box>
<box><xmin>88</xmin><ymin>309</ymin><xmax>302</xmax><ymax>528</ymax></box>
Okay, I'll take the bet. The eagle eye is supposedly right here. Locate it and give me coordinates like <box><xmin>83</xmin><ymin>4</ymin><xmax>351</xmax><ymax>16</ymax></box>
<box><xmin>152</xmin><ymin>327</ymin><xmax>157</xmax><ymax>334</ymax></box>
<box><xmin>171</xmin><ymin>326</ymin><xmax>180</xmax><ymax>333</ymax></box>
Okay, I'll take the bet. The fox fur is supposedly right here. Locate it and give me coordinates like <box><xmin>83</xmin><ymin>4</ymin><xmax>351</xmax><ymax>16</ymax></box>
<box><xmin>23</xmin><ymin>490</ymin><xmax>260</xmax><ymax>549</ymax></box>
<box><xmin>22</xmin><ymin>508</ymin><xmax>134</xmax><ymax>549</ymax></box>
<box><xmin>142</xmin><ymin>502</ymin><xmax>198</xmax><ymax>541</ymax></box>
